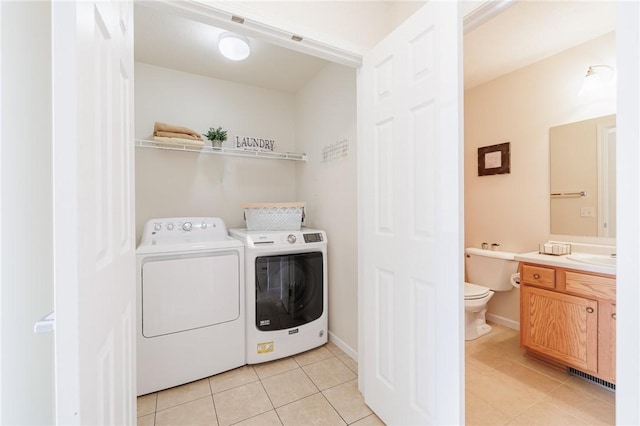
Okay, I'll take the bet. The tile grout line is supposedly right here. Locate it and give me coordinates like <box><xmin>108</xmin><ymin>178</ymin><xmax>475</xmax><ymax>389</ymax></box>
<box><xmin>256</xmin><ymin>376</ymin><xmax>285</xmax><ymax>426</ymax></box>
<box><xmin>318</xmin><ymin>390</ymin><xmax>349</xmax><ymax>426</ymax></box>
<box><xmin>466</xmin><ymin>324</ymin><xmax>615</xmax><ymax>425</ymax></box>
<box><xmin>154</xmin><ymin>394</ymin><xmax>215</xmax><ymax>415</ymax></box>
<box><xmin>503</xmin><ymin>380</ymin><xmax>568</xmax><ymax>424</ymax></box>
<box><xmin>563</xmin><ymin>377</ymin><xmax>616</xmax><ymax>406</ymax></box>
<box><xmin>535</xmin><ymin>390</ymin><xmax>599</xmax><ymax>426</ymax></box>
<box><xmin>208</xmin><ymin>376</ymin><xmax>220</xmax><ymax>426</ymax></box>
<box><xmin>256</xmin><ymin>371</ymin><xmax>278</xmax><ymax>410</ymax></box>
<box><xmin>320</xmin><ymin>383</ymin><xmax>371</xmax><ymax>426</ymax></box>
<box><xmin>298</xmin><ymin>353</ymin><xmax>352</xmax><ymax>425</ymax></box>
<box><xmin>153</xmin><ymin>392</ymin><xmax>157</xmax><ymax>426</ymax></box>
<box><xmin>138</xmin><ymin>344</ymin><xmax>361</xmax><ymax>426</ymax></box>
<box><xmin>513</xmin><ymin>359</ymin><xmax>572</xmax><ymax>387</ymax></box>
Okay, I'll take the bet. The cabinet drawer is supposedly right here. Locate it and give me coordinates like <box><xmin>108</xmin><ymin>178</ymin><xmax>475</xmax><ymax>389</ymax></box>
<box><xmin>565</xmin><ymin>271</ymin><xmax>616</xmax><ymax>302</ymax></box>
<box><xmin>521</xmin><ymin>264</ymin><xmax>556</xmax><ymax>289</ymax></box>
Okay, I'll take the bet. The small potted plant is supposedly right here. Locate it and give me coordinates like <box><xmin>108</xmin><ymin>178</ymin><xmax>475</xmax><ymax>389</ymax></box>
<box><xmin>204</xmin><ymin>126</ymin><xmax>228</xmax><ymax>148</ymax></box>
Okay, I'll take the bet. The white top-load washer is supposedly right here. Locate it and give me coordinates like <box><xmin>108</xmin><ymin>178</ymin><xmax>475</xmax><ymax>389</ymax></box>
<box><xmin>136</xmin><ymin>217</ymin><xmax>245</xmax><ymax>395</ymax></box>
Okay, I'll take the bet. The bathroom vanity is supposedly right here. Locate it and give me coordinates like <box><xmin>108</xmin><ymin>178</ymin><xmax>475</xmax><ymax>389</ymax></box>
<box><xmin>515</xmin><ymin>252</ymin><xmax>616</xmax><ymax>384</ymax></box>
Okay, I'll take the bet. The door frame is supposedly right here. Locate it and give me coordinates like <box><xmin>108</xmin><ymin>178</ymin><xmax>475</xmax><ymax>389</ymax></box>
<box><xmin>115</xmin><ymin>0</ymin><xmax>640</xmax><ymax>422</ymax></box>
<box><xmin>615</xmin><ymin>2</ymin><xmax>640</xmax><ymax>423</ymax></box>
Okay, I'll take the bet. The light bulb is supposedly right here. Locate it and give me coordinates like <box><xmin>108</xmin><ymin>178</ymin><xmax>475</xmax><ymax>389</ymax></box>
<box><xmin>218</xmin><ymin>32</ymin><xmax>251</xmax><ymax>62</ymax></box>
<box><xmin>579</xmin><ymin>67</ymin><xmax>601</xmax><ymax>96</ymax></box>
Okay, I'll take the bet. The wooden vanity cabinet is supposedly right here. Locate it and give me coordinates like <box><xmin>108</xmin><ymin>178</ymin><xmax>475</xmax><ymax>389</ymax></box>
<box><xmin>520</xmin><ymin>263</ymin><xmax>616</xmax><ymax>383</ymax></box>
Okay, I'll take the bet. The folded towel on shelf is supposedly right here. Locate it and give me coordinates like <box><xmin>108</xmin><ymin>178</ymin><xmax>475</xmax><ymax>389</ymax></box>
<box><xmin>153</xmin><ymin>122</ymin><xmax>202</xmax><ymax>139</ymax></box>
<box><xmin>154</xmin><ymin>130</ymin><xmax>203</xmax><ymax>141</ymax></box>
<box><xmin>153</xmin><ymin>136</ymin><xmax>205</xmax><ymax>148</ymax></box>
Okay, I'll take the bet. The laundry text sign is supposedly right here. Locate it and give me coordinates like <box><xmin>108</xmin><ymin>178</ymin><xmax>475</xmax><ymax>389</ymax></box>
<box><xmin>235</xmin><ymin>135</ymin><xmax>275</xmax><ymax>151</ymax></box>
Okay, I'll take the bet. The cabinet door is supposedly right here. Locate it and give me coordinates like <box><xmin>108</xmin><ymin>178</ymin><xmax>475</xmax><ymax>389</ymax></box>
<box><xmin>598</xmin><ymin>303</ymin><xmax>616</xmax><ymax>383</ymax></box>
<box><xmin>521</xmin><ymin>285</ymin><xmax>598</xmax><ymax>374</ymax></box>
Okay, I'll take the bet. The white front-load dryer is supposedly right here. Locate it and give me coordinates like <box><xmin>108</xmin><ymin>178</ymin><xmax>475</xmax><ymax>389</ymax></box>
<box><xmin>136</xmin><ymin>217</ymin><xmax>245</xmax><ymax>395</ymax></box>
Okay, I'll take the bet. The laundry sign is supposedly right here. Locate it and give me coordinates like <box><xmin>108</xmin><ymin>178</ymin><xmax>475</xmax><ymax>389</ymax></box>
<box><xmin>234</xmin><ymin>135</ymin><xmax>275</xmax><ymax>151</ymax></box>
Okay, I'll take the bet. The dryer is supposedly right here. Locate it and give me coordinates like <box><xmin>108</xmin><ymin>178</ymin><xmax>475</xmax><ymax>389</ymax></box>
<box><xmin>230</xmin><ymin>228</ymin><xmax>327</xmax><ymax>364</ymax></box>
<box><xmin>136</xmin><ymin>217</ymin><xmax>245</xmax><ymax>395</ymax></box>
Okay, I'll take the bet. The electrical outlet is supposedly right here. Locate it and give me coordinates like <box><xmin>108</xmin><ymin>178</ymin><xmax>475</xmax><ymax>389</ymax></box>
<box><xmin>580</xmin><ymin>207</ymin><xmax>595</xmax><ymax>217</ymax></box>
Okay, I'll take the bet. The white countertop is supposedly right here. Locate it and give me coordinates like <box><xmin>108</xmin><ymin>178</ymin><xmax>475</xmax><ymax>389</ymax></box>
<box><xmin>515</xmin><ymin>251</ymin><xmax>616</xmax><ymax>276</ymax></box>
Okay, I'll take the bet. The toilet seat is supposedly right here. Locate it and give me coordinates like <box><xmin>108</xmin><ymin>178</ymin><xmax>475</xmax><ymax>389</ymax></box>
<box><xmin>464</xmin><ymin>282</ymin><xmax>491</xmax><ymax>300</ymax></box>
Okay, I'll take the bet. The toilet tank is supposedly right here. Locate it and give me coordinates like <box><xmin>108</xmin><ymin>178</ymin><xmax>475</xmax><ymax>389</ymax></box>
<box><xmin>465</xmin><ymin>247</ymin><xmax>519</xmax><ymax>291</ymax></box>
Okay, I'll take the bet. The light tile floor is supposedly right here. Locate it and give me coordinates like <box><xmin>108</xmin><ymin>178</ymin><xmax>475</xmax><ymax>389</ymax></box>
<box><xmin>137</xmin><ymin>342</ymin><xmax>383</xmax><ymax>426</ymax></box>
<box><xmin>138</xmin><ymin>323</ymin><xmax>615</xmax><ymax>426</ymax></box>
<box><xmin>466</xmin><ymin>322</ymin><xmax>615</xmax><ymax>425</ymax></box>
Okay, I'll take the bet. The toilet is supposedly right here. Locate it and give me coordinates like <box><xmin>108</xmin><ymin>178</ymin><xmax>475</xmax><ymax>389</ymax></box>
<box><xmin>464</xmin><ymin>247</ymin><xmax>519</xmax><ymax>341</ymax></box>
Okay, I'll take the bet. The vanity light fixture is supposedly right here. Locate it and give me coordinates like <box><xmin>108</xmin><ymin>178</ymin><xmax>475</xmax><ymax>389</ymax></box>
<box><xmin>579</xmin><ymin>64</ymin><xmax>616</xmax><ymax>96</ymax></box>
<box><xmin>218</xmin><ymin>32</ymin><xmax>251</xmax><ymax>61</ymax></box>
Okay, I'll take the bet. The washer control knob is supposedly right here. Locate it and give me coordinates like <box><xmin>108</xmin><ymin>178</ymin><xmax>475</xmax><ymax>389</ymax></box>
<box><xmin>202</xmin><ymin>221</ymin><xmax>207</xmax><ymax>229</ymax></box>
<box><xmin>182</xmin><ymin>222</ymin><xmax>193</xmax><ymax>232</ymax></box>
<box><xmin>154</xmin><ymin>223</ymin><xmax>161</xmax><ymax>231</ymax></box>
<box><xmin>167</xmin><ymin>223</ymin><xmax>174</xmax><ymax>231</ymax></box>
<box><xmin>287</xmin><ymin>234</ymin><xmax>297</xmax><ymax>244</ymax></box>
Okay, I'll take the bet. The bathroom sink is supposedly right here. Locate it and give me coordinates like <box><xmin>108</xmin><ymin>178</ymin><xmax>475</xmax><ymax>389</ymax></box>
<box><xmin>566</xmin><ymin>253</ymin><xmax>616</xmax><ymax>267</ymax></box>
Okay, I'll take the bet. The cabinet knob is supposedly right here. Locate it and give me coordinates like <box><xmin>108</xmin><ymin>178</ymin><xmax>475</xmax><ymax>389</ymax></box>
<box><xmin>612</xmin><ymin>313</ymin><xmax>616</xmax><ymax>320</ymax></box>
<box><xmin>533</xmin><ymin>273</ymin><xmax>541</xmax><ymax>279</ymax></box>
<box><xmin>586</xmin><ymin>307</ymin><xmax>595</xmax><ymax>314</ymax></box>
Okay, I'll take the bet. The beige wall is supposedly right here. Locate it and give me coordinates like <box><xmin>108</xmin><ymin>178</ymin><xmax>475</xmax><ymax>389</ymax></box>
<box><xmin>134</xmin><ymin>63</ymin><xmax>297</xmax><ymax>242</ymax></box>
<box><xmin>242</xmin><ymin>1</ymin><xmax>424</xmax><ymax>51</ymax></box>
<box><xmin>464</xmin><ymin>32</ymin><xmax>616</xmax><ymax>325</ymax></box>
<box><xmin>295</xmin><ymin>63</ymin><xmax>358</xmax><ymax>353</ymax></box>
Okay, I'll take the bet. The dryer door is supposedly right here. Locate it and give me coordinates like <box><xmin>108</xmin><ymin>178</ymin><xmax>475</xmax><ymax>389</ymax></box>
<box><xmin>141</xmin><ymin>251</ymin><xmax>240</xmax><ymax>337</ymax></box>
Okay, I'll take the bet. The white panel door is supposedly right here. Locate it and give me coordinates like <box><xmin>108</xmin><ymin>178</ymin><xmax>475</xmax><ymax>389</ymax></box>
<box><xmin>52</xmin><ymin>1</ymin><xmax>136</xmax><ymax>424</ymax></box>
<box><xmin>358</xmin><ymin>2</ymin><xmax>463</xmax><ymax>424</ymax></box>
<box><xmin>617</xmin><ymin>2</ymin><xmax>640</xmax><ymax>423</ymax></box>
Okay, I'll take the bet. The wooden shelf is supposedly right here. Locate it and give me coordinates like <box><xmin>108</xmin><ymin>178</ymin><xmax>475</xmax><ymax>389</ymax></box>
<box><xmin>135</xmin><ymin>139</ymin><xmax>307</xmax><ymax>162</ymax></box>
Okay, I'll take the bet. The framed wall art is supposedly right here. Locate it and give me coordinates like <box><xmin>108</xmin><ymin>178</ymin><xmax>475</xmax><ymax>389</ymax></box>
<box><xmin>478</xmin><ymin>142</ymin><xmax>510</xmax><ymax>176</ymax></box>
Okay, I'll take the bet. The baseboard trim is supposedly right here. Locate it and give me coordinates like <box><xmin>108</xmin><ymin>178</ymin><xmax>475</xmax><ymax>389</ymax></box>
<box><xmin>486</xmin><ymin>313</ymin><xmax>520</xmax><ymax>331</ymax></box>
<box><xmin>328</xmin><ymin>331</ymin><xmax>357</xmax><ymax>361</ymax></box>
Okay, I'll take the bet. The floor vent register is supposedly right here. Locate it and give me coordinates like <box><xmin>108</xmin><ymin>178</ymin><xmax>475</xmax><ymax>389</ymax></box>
<box><xmin>568</xmin><ymin>367</ymin><xmax>615</xmax><ymax>392</ymax></box>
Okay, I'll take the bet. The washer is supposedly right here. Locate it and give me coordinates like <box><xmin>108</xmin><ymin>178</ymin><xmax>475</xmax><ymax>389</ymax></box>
<box><xmin>136</xmin><ymin>217</ymin><xmax>245</xmax><ymax>396</ymax></box>
<box><xmin>230</xmin><ymin>228</ymin><xmax>327</xmax><ymax>364</ymax></box>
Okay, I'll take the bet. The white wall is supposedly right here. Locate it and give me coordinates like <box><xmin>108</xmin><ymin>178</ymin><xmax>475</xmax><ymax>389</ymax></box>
<box><xmin>464</xmin><ymin>32</ymin><xmax>616</xmax><ymax>324</ymax></box>
<box><xmin>0</xmin><ymin>2</ymin><xmax>54</xmax><ymax>424</ymax></box>
<box><xmin>135</xmin><ymin>63</ymin><xmax>297</xmax><ymax>240</ymax></box>
<box><xmin>295</xmin><ymin>63</ymin><xmax>358</xmax><ymax>354</ymax></box>
<box><xmin>135</xmin><ymin>59</ymin><xmax>360</xmax><ymax>353</ymax></box>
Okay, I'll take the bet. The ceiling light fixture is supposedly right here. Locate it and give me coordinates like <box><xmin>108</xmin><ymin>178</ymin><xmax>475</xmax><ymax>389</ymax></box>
<box><xmin>579</xmin><ymin>64</ymin><xmax>615</xmax><ymax>96</ymax></box>
<box><xmin>218</xmin><ymin>32</ymin><xmax>251</xmax><ymax>61</ymax></box>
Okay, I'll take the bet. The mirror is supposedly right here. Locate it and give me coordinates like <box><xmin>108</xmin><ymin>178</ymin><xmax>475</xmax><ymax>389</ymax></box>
<box><xmin>549</xmin><ymin>114</ymin><xmax>616</xmax><ymax>237</ymax></box>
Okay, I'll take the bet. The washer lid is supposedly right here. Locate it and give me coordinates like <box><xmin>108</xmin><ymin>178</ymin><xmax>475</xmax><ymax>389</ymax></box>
<box><xmin>464</xmin><ymin>282</ymin><xmax>491</xmax><ymax>300</ymax></box>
